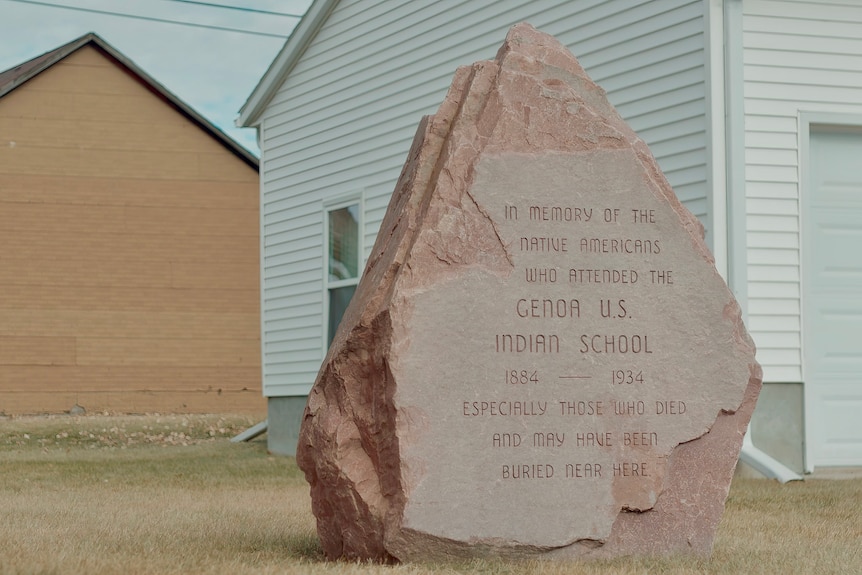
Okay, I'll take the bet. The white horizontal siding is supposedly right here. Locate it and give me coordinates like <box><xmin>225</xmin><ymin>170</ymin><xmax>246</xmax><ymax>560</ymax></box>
<box><xmin>749</xmin><ymin>281</ymin><xmax>800</xmax><ymax>299</ymax></box>
<box><xmin>748</xmin><ymin>248</ymin><xmax>799</xmax><ymax>266</ymax></box>
<box><xmin>259</xmin><ymin>0</ymin><xmax>709</xmax><ymax>396</ymax></box>
<box><xmin>743</xmin><ymin>0</ymin><xmax>862</xmax><ymax>382</ymax></box>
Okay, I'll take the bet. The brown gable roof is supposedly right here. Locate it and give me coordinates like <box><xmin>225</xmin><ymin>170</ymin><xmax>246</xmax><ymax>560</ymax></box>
<box><xmin>0</xmin><ymin>35</ymin><xmax>84</xmax><ymax>96</ymax></box>
<box><xmin>0</xmin><ymin>32</ymin><xmax>258</xmax><ymax>170</ymax></box>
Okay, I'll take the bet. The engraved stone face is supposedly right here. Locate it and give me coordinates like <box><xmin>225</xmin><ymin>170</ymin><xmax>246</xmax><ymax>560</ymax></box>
<box><xmin>394</xmin><ymin>150</ymin><xmax>753</xmax><ymax>547</ymax></box>
<box><xmin>297</xmin><ymin>23</ymin><xmax>762</xmax><ymax>563</ymax></box>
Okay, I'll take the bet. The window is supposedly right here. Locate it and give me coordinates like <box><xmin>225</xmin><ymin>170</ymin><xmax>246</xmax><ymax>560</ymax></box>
<box><xmin>325</xmin><ymin>201</ymin><xmax>361</xmax><ymax>346</ymax></box>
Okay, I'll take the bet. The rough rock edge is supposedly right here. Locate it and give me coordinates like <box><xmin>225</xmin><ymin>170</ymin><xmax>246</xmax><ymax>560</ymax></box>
<box><xmin>298</xmin><ymin>23</ymin><xmax>762</xmax><ymax>563</ymax></box>
<box><xmin>296</xmin><ymin>60</ymin><xmax>488</xmax><ymax>563</ymax></box>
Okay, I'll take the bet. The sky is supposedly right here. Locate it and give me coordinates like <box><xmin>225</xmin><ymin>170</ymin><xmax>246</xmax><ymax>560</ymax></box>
<box><xmin>0</xmin><ymin>0</ymin><xmax>315</xmax><ymax>155</ymax></box>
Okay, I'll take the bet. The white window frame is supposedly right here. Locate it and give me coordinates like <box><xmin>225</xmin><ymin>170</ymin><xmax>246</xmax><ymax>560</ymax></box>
<box><xmin>322</xmin><ymin>193</ymin><xmax>364</xmax><ymax>352</ymax></box>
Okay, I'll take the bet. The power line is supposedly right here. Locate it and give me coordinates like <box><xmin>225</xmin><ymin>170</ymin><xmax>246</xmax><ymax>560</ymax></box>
<box><xmin>3</xmin><ymin>0</ymin><xmax>292</xmax><ymax>38</ymax></box>
<box><xmin>160</xmin><ymin>0</ymin><xmax>302</xmax><ymax>19</ymax></box>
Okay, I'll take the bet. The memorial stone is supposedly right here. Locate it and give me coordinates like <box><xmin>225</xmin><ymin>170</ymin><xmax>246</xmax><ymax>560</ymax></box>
<box><xmin>296</xmin><ymin>23</ymin><xmax>762</xmax><ymax>563</ymax></box>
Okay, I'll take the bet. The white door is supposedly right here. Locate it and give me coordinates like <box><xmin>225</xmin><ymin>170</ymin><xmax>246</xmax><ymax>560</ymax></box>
<box><xmin>804</xmin><ymin>128</ymin><xmax>862</xmax><ymax>468</ymax></box>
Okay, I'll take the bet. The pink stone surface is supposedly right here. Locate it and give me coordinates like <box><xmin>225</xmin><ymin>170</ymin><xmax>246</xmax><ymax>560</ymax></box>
<box><xmin>296</xmin><ymin>23</ymin><xmax>762</xmax><ymax>563</ymax></box>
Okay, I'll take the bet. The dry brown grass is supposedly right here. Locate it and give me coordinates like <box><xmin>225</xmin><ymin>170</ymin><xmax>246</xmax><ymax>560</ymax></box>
<box><xmin>1</xmin><ymin>414</ymin><xmax>860</xmax><ymax>574</ymax></box>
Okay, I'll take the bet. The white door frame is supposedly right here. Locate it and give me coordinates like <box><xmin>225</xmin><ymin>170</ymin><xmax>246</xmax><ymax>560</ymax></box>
<box><xmin>799</xmin><ymin>111</ymin><xmax>862</xmax><ymax>472</ymax></box>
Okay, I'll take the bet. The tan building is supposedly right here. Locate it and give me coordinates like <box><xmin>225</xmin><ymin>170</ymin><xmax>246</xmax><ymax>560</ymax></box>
<box><xmin>0</xmin><ymin>34</ymin><xmax>263</xmax><ymax>415</ymax></box>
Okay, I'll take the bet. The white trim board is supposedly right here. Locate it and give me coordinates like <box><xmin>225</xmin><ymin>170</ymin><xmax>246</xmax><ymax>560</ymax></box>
<box><xmin>798</xmin><ymin>111</ymin><xmax>862</xmax><ymax>472</ymax></box>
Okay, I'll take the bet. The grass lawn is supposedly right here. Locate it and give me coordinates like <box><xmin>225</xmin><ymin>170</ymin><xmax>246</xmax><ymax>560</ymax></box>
<box><xmin>1</xmin><ymin>414</ymin><xmax>860</xmax><ymax>574</ymax></box>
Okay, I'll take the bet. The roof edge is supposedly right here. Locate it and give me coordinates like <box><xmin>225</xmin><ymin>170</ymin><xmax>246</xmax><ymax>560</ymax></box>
<box><xmin>0</xmin><ymin>33</ymin><xmax>96</xmax><ymax>99</ymax></box>
<box><xmin>237</xmin><ymin>0</ymin><xmax>339</xmax><ymax>128</ymax></box>
<box><xmin>89</xmin><ymin>35</ymin><xmax>260</xmax><ymax>170</ymax></box>
<box><xmin>1</xmin><ymin>32</ymin><xmax>259</xmax><ymax>170</ymax></box>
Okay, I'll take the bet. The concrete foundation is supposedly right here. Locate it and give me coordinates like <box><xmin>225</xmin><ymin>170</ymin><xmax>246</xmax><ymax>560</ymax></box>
<box><xmin>266</xmin><ymin>396</ymin><xmax>307</xmax><ymax>457</ymax></box>
<box><xmin>736</xmin><ymin>382</ymin><xmax>804</xmax><ymax>477</ymax></box>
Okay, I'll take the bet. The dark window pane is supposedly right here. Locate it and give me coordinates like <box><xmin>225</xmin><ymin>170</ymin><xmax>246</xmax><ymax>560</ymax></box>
<box><xmin>328</xmin><ymin>285</ymin><xmax>356</xmax><ymax>345</ymax></box>
<box><xmin>328</xmin><ymin>205</ymin><xmax>359</xmax><ymax>281</ymax></box>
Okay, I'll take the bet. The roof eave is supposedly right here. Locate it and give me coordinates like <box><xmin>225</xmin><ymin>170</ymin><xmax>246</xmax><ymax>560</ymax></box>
<box><xmin>237</xmin><ymin>0</ymin><xmax>339</xmax><ymax>128</ymax></box>
<box><xmin>0</xmin><ymin>34</ymin><xmax>95</xmax><ymax>99</ymax></box>
<box><xmin>88</xmin><ymin>35</ymin><xmax>260</xmax><ymax>170</ymax></box>
<box><xmin>1</xmin><ymin>32</ymin><xmax>259</xmax><ymax>170</ymax></box>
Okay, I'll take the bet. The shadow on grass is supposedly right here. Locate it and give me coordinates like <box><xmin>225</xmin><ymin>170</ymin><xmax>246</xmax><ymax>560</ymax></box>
<box><xmin>282</xmin><ymin>532</ymin><xmax>325</xmax><ymax>562</ymax></box>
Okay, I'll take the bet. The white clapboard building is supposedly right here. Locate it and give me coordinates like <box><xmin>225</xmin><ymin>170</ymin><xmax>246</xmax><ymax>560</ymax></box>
<box><xmin>239</xmin><ymin>0</ymin><xmax>862</xmax><ymax>474</ymax></box>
